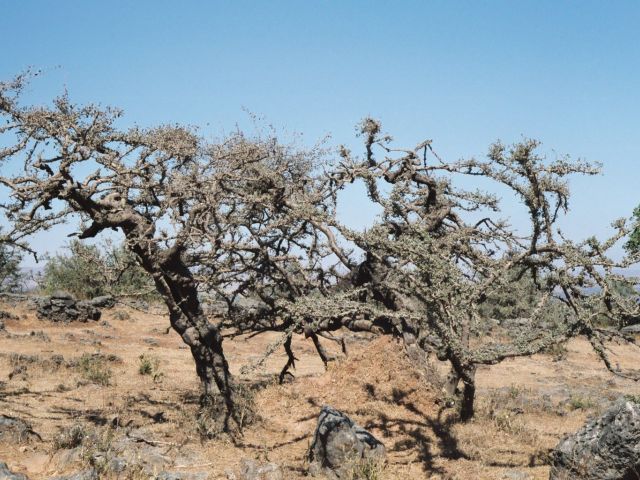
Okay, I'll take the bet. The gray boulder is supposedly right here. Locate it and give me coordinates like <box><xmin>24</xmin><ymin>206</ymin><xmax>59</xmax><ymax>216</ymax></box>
<box><xmin>49</xmin><ymin>470</ymin><xmax>97</xmax><ymax>480</ymax></box>
<box><xmin>308</xmin><ymin>406</ymin><xmax>385</xmax><ymax>479</ymax></box>
<box><xmin>34</xmin><ymin>294</ymin><xmax>101</xmax><ymax>323</ymax></box>
<box><xmin>156</xmin><ymin>472</ymin><xmax>208</xmax><ymax>480</ymax></box>
<box><xmin>0</xmin><ymin>415</ymin><xmax>40</xmax><ymax>443</ymax></box>
<box><xmin>550</xmin><ymin>397</ymin><xmax>640</xmax><ymax>479</ymax></box>
<box><xmin>86</xmin><ymin>295</ymin><xmax>116</xmax><ymax>309</ymax></box>
<box><xmin>234</xmin><ymin>459</ymin><xmax>283</xmax><ymax>480</ymax></box>
<box><xmin>0</xmin><ymin>462</ymin><xmax>28</xmax><ymax>480</ymax></box>
<box><xmin>620</xmin><ymin>324</ymin><xmax>640</xmax><ymax>335</ymax></box>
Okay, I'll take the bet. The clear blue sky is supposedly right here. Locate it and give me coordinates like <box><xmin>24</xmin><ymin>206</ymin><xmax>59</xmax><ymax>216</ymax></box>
<box><xmin>1</xmin><ymin>1</ymin><xmax>639</xmax><ymax>264</ymax></box>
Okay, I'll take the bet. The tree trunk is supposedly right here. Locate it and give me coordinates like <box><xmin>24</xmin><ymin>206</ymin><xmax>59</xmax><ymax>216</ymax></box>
<box><xmin>130</xmin><ymin>241</ymin><xmax>251</xmax><ymax>433</ymax></box>
<box><xmin>446</xmin><ymin>361</ymin><xmax>477</xmax><ymax>422</ymax></box>
<box><xmin>459</xmin><ymin>366</ymin><xmax>476</xmax><ymax>422</ymax></box>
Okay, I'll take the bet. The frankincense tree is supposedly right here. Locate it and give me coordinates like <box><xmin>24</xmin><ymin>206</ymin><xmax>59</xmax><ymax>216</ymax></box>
<box><xmin>1</xmin><ymin>72</ymin><xmax>638</xmax><ymax>428</ymax></box>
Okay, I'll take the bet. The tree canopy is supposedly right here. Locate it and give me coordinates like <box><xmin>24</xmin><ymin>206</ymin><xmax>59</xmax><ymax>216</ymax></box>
<box><xmin>1</xmin><ymin>72</ymin><xmax>639</xmax><ymax>427</ymax></box>
<box><xmin>626</xmin><ymin>205</ymin><xmax>640</xmax><ymax>254</ymax></box>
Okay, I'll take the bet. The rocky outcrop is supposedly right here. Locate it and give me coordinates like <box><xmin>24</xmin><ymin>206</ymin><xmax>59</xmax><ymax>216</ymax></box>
<box><xmin>308</xmin><ymin>406</ymin><xmax>385</xmax><ymax>479</ymax></box>
<box><xmin>225</xmin><ymin>459</ymin><xmax>283</xmax><ymax>480</ymax></box>
<box><xmin>155</xmin><ymin>473</ymin><xmax>208</xmax><ymax>480</ymax></box>
<box><xmin>0</xmin><ymin>415</ymin><xmax>41</xmax><ymax>443</ymax></box>
<box><xmin>0</xmin><ymin>462</ymin><xmax>28</xmax><ymax>480</ymax></box>
<box><xmin>0</xmin><ymin>310</ymin><xmax>19</xmax><ymax>320</ymax></box>
<box><xmin>620</xmin><ymin>324</ymin><xmax>640</xmax><ymax>335</ymax></box>
<box><xmin>49</xmin><ymin>470</ymin><xmax>97</xmax><ymax>480</ymax></box>
<box><xmin>85</xmin><ymin>295</ymin><xmax>116</xmax><ymax>309</ymax></box>
<box><xmin>550</xmin><ymin>397</ymin><xmax>640</xmax><ymax>479</ymax></box>
<box><xmin>34</xmin><ymin>292</ymin><xmax>101</xmax><ymax>323</ymax></box>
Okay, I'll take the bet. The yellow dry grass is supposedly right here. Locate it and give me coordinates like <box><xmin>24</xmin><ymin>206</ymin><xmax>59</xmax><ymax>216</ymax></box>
<box><xmin>1</xmin><ymin>299</ymin><xmax>639</xmax><ymax>479</ymax></box>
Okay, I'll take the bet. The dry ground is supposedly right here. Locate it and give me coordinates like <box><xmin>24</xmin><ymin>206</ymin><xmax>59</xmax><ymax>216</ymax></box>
<box><xmin>1</xmin><ymin>300</ymin><xmax>640</xmax><ymax>479</ymax></box>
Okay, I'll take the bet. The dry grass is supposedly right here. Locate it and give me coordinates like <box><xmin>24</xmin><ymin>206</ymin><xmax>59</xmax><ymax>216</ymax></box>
<box><xmin>1</xmin><ymin>299</ymin><xmax>639</xmax><ymax>479</ymax></box>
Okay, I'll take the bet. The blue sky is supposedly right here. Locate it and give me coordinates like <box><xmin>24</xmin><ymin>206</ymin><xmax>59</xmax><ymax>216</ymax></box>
<box><xmin>1</xmin><ymin>1</ymin><xmax>639</xmax><ymax>264</ymax></box>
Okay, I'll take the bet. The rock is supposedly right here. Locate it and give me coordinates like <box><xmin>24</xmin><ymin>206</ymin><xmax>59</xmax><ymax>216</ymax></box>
<box><xmin>0</xmin><ymin>310</ymin><xmax>19</xmax><ymax>320</ymax></box>
<box><xmin>108</xmin><ymin>457</ymin><xmax>127</xmax><ymax>473</ymax></box>
<box><xmin>51</xmin><ymin>291</ymin><xmax>74</xmax><ymax>300</ymax></box>
<box><xmin>502</xmin><ymin>471</ymin><xmax>532</xmax><ymax>480</ymax></box>
<box><xmin>34</xmin><ymin>295</ymin><xmax>101</xmax><ymax>323</ymax></box>
<box><xmin>49</xmin><ymin>469</ymin><xmax>97</xmax><ymax>480</ymax></box>
<box><xmin>550</xmin><ymin>397</ymin><xmax>640</xmax><ymax>479</ymax></box>
<box><xmin>113</xmin><ymin>435</ymin><xmax>169</xmax><ymax>473</ymax></box>
<box><xmin>620</xmin><ymin>324</ymin><xmax>640</xmax><ymax>335</ymax></box>
<box><xmin>156</xmin><ymin>474</ymin><xmax>183</xmax><ymax>480</ymax></box>
<box><xmin>0</xmin><ymin>461</ymin><xmax>29</xmax><ymax>480</ymax></box>
<box><xmin>0</xmin><ymin>415</ymin><xmax>41</xmax><ymax>443</ymax></box>
<box><xmin>52</xmin><ymin>447</ymin><xmax>83</xmax><ymax>469</ymax></box>
<box><xmin>75</xmin><ymin>301</ymin><xmax>101</xmax><ymax>321</ymax></box>
<box><xmin>86</xmin><ymin>295</ymin><xmax>116</xmax><ymax>309</ymax></box>
<box><xmin>235</xmin><ymin>459</ymin><xmax>283</xmax><ymax>480</ymax></box>
<box><xmin>155</xmin><ymin>472</ymin><xmax>208</xmax><ymax>480</ymax></box>
<box><xmin>308</xmin><ymin>406</ymin><xmax>385</xmax><ymax>479</ymax></box>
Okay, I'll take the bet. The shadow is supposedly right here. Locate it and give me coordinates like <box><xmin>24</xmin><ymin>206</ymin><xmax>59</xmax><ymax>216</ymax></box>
<box><xmin>353</xmin><ymin>384</ymin><xmax>471</xmax><ymax>474</ymax></box>
<box><xmin>135</xmin><ymin>391</ymin><xmax>182</xmax><ymax>408</ymax></box>
<box><xmin>364</xmin><ymin>383</ymin><xmax>376</xmax><ymax>398</ymax></box>
<box><xmin>48</xmin><ymin>406</ymin><xmax>108</xmax><ymax>426</ymax></box>
<box><xmin>238</xmin><ymin>433</ymin><xmax>311</xmax><ymax>451</ymax></box>
<box><xmin>140</xmin><ymin>410</ymin><xmax>168</xmax><ymax>423</ymax></box>
<box><xmin>425</xmin><ymin>407</ymin><xmax>469</xmax><ymax>461</ymax></box>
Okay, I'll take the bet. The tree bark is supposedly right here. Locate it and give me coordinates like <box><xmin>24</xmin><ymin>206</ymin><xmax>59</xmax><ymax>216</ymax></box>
<box><xmin>459</xmin><ymin>367</ymin><xmax>476</xmax><ymax>422</ymax></box>
<box><xmin>129</xmin><ymin>240</ymin><xmax>250</xmax><ymax>433</ymax></box>
<box><xmin>446</xmin><ymin>361</ymin><xmax>477</xmax><ymax>422</ymax></box>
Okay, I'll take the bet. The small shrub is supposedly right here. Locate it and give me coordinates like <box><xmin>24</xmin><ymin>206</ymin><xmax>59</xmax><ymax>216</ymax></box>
<box><xmin>80</xmin><ymin>426</ymin><xmax>116</xmax><ymax>475</ymax></box>
<box><xmin>543</xmin><ymin>341</ymin><xmax>568</xmax><ymax>362</ymax></box>
<box><xmin>39</xmin><ymin>239</ymin><xmax>155</xmax><ymax>300</ymax></box>
<box><xmin>567</xmin><ymin>395</ymin><xmax>596</xmax><ymax>411</ymax></box>
<box><xmin>111</xmin><ymin>310</ymin><xmax>130</xmax><ymax>321</ymax></box>
<box><xmin>492</xmin><ymin>411</ymin><xmax>526</xmax><ymax>436</ymax></box>
<box><xmin>347</xmin><ymin>457</ymin><xmax>386</xmax><ymax>480</ymax></box>
<box><xmin>138</xmin><ymin>354</ymin><xmax>163</xmax><ymax>382</ymax></box>
<box><xmin>75</xmin><ymin>354</ymin><xmax>113</xmax><ymax>386</ymax></box>
<box><xmin>507</xmin><ymin>384</ymin><xmax>524</xmax><ymax>399</ymax></box>
<box><xmin>197</xmin><ymin>385</ymin><xmax>256</xmax><ymax>438</ymax></box>
<box><xmin>9</xmin><ymin>353</ymin><xmax>40</xmax><ymax>366</ymax></box>
<box><xmin>53</xmin><ymin>423</ymin><xmax>87</xmax><ymax>450</ymax></box>
<box><xmin>624</xmin><ymin>394</ymin><xmax>640</xmax><ymax>404</ymax></box>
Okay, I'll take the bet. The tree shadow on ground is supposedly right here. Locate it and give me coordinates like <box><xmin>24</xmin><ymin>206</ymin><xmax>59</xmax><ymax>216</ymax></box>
<box><xmin>361</xmin><ymin>383</ymin><xmax>470</xmax><ymax>474</ymax></box>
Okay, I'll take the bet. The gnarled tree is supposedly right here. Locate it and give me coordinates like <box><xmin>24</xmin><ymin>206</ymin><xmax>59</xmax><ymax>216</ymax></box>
<box><xmin>216</xmin><ymin>119</ymin><xmax>640</xmax><ymax>420</ymax></box>
<box><xmin>1</xmin><ymin>73</ymin><xmax>639</xmax><ymax>426</ymax></box>
<box><xmin>0</xmin><ymin>74</ymin><xmax>280</xmax><ymax>432</ymax></box>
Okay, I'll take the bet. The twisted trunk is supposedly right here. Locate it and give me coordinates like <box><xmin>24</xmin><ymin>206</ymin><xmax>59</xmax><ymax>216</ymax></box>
<box><xmin>129</xmin><ymin>240</ymin><xmax>249</xmax><ymax>432</ymax></box>
<box><xmin>445</xmin><ymin>361</ymin><xmax>477</xmax><ymax>421</ymax></box>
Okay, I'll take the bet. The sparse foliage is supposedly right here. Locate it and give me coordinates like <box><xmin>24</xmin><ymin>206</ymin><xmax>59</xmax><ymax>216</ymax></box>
<box><xmin>75</xmin><ymin>354</ymin><xmax>113</xmax><ymax>386</ymax></box>
<box><xmin>0</xmin><ymin>229</ymin><xmax>23</xmax><ymax>293</ymax></box>
<box><xmin>40</xmin><ymin>239</ymin><xmax>155</xmax><ymax>299</ymax></box>
<box><xmin>138</xmin><ymin>354</ymin><xmax>163</xmax><ymax>382</ymax></box>
<box><xmin>1</xmin><ymin>72</ymin><xmax>638</xmax><ymax>428</ymax></box>
<box><xmin>626</xmin><ymin>205</ymin><xmax>640</xmax><ymax>253</ymax></box>
<box><xmin>53</xmin><ymin>423</ymin><xmax>87</xmax><ymax>450</ymax></box>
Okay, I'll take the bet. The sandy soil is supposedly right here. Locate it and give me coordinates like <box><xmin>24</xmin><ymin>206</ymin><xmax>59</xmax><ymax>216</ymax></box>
<box><xmin>1</xmin><ymin>299</ymin><xmax>639</xmax><ymax>479</ymax></box>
